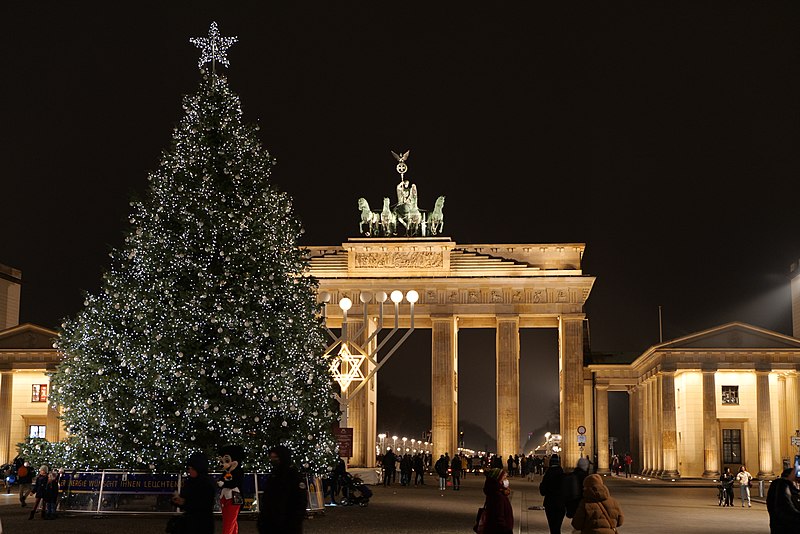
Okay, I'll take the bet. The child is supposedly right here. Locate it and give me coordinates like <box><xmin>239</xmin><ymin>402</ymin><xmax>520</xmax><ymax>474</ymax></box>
<box><xmin>28</xmin><ymin>465</ymin><xmax>49</xmax><ymax>520</ymax></box>
<box><xmin>43</xmin><ymin>470</ymin><xmax>60</xmax><ymax>519</ymax></box>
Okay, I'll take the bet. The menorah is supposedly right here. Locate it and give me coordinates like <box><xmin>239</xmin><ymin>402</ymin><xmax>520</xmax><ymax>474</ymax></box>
<box><xmin>320</xmin><ymin>289</ymin><xmax>418</xmax><ymax>428</ymax></box>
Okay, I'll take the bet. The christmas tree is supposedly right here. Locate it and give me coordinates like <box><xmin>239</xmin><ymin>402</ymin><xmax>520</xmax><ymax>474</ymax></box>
<box><xmin>21</xmin><ymin>24</ymin><xmax>339</xmax><ymax>474</ymax></box>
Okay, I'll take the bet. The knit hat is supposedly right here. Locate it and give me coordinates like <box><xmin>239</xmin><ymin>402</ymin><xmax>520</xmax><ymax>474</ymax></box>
<box><xmin>577</xmin><ymin>457</ymin><xmax>589</xmax><ymax>470</ymax></box>
<box><xmin>549</xmin><ymin>454</ymin><xmax>560</xmax><ymax>467</ymax></box>
<box><xmin>486</xmin><ymin>468</ymin><xmax>503</xmax><ymax>480</ymax></box>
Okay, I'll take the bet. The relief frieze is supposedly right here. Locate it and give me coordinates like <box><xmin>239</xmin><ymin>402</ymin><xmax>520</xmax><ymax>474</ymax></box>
<box><xmin>353</xmin><ymin>251</ymin><xmax>444</xmax><ymax>269</ymax></box>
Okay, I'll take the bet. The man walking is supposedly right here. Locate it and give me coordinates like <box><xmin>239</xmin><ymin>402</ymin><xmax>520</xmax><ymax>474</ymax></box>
<box><xmin>624</xmin><ymin>452</ymin><xmax>633</xmax><ymax>478</ymax></box>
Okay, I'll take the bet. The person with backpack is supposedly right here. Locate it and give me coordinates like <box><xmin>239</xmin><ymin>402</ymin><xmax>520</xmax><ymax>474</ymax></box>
<box><xmin>539</xmin><ymin>454</ymin><xmax>566</xmax><ymax>534</ymax></box>
<box><xmin>15</xmin><ymin>457</ymin><xmax>33</xmax><ymax>507</ymax></box>
<box><xmin>735</xmin><ymin>465</ymin><xmax>753</xmax><ymax>508</ymax></box>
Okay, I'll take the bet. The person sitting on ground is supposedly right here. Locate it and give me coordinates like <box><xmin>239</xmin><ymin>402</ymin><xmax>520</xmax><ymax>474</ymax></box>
<box><xmin>571</xmin><ymin>473</ymin><xmax>624</xmax><ymax>534</ymax></box>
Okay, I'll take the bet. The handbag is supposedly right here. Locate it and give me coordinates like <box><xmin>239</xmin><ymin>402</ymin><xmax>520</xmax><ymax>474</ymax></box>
<box><xmin>231</xmin><ymin>490</ymin><xmax>244</xmax><ymax>505</ymax></box>
<box><xmin>597</xmin><ymin>502</ymin><xmax>618</xmax><ymax>534</ymax></box>
<box><xmin>473</xmin><ymin>506</ymin><xmax>486</xmax><ymax>534</ymax></box>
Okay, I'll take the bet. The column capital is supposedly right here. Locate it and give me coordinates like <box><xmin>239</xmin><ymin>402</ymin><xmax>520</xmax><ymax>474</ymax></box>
<box><xmin>595</xmin><ymin>383</ymin><xmax>610</xmax><ymax>391</ymax></box>
<box><xmin>559</xmin><ymin>313</ymin><xmax>585</xmax><ymax>323</ymax></box>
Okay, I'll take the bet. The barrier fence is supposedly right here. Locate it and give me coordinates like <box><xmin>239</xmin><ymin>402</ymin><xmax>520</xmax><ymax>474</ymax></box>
<box><xmin>56</xmin><ymin>471</ymin><xmax>324</xmax><ymax>515</ymax></box>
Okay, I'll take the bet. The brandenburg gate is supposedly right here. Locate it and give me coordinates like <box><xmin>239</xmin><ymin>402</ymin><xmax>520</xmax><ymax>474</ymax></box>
<box><xmin>307</xmin><ymin>237</ymin><xmax>596</xmax><ymax>467</ymax></box>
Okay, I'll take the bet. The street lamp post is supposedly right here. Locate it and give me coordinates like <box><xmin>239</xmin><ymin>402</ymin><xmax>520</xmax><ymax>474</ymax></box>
<box><xmin>402</xmin><ymin>437</ymin><xmax>408</xmax><ymax>452</ymax></box>
<box><xmin>392</xmin><ymin>435</ymin><xmax>398</xmax><ymax>451</ymax></box>
<box><xmin>378</xmin><ymin>433</ymin><xmax>386</xmax><ymax>455</ymax></box>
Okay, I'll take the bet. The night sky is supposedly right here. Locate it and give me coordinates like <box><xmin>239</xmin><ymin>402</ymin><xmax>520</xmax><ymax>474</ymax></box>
<box><xmin>5</xmin><ymin>3</ymin><xmax>800</xmax><ymax>451</ymax></box>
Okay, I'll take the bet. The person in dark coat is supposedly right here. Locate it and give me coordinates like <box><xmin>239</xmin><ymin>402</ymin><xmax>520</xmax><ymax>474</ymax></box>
<box><xmin>413</xmin><ymin>453</ymin><xmax>425</xmax><ymax>485</ymax></box>
<box><xmin>434</xmin><ymin>454</ymin><xmax>449</xmax><ymax>490</ymax></box>
<box><xmin>539</xmin><ymin>454</ymin><xmax>565</xmax><ymax>534</ymax></box>
<box><xmin>482</xmin><ymin>468</ymin><xmax>513</xmax><ymax>534</ymax></box>
<box><xmin>14</xmin><ymin>457</ymin><xmax>33</xmax><ymax>507</ymax></box>
<box><xmin>450</xmin><ymin>454</ymin><xmax>462</xmax><ymax>490</ymax></box>
<box><xmin>43</xmin><ymin>470</ymin><xmax>60</xmax><ymax>519</ymax></box>
<box><xmin>767</xmin><ymin>467</ymin><xmax>800</xmax><ymax>533</ymax></box>
<box><xmin>720</xmin><ymin>467</ymin><xmax>735</xmax><ymax>507</ymax></box>
<box><xmin>171</xmin><ymin>452</ymin><xmax>216</xmax><ymax>534</ymax></box>
<box><xmin>257</xmin><ymin>445</ymin><xmax>307</xmax><ymax>534</ymax></box>
<box><xmin>565</xmin><ymin>456</ymin><xmax>590</xmax><ymax>519</ymax></box>
<box><xmin>382</xmin><ymin>448</ymin><xmax>397</xmax><ymax>486</ymax></box>
<box><xmin>28</xmin><ymin>465</ymin><xmax>49</xmax><ymax>520</ymax></box>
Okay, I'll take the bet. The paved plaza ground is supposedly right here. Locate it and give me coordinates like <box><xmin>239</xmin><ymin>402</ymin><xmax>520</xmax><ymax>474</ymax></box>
<box><xmin>0</xmin><ymin>472</ymin><xmax>774</xmax><ymax>533</ymax></box>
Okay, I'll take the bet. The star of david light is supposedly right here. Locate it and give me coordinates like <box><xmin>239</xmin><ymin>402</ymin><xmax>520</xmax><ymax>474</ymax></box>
<box><xmin>328</xmin><ymin>343</ymin><xmax>366</xmax><ymax>391</ymax></box>
<box><xmin>190</xmin><ymin>22</ymin><xmax>238</xmax><ymax>69</ymax></box>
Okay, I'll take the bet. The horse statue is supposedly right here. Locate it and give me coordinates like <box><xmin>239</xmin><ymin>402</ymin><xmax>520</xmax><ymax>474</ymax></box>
<box><xmin>380</xmin><ymin>197</ymin><xmax>397</xmax><ymax>236</ymax></box>
<box><xmin>428</xmin><ymin>195</ymin><xmax>445</xmax><ymax>235</ymax></box>
<box><xmin>403</xmin><ymin>196</ymin><xmax>423</xmax><ymax>236</ymax></box>
<box><xmin>357</xmin><ymin>198</ymin><xmax>379</xmax><ymax>236</ymax></box>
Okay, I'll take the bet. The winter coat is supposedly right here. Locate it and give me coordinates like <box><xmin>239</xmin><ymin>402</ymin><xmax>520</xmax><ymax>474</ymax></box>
<box><xmin>258</xmin><ymin>464</ymin><xmax>306</xmax><ymax>534</ymax></box>
<box><xmin>539</xmin><ymin>464</ymin><xmax>565</xmax><ymax>510</ymax></box>
<box><xmin>482</xmin><ymin>476</ymin><xmax>513</xmax><ymax>534</ymax></box>
<box><xmin>768</xmin><ymin>477</ymin><xmax>800</xmax><ymax>533</ymax></box>
<box><xmin>434</xmin><ymin>457</ymin><xmax>449</xmax><ymax>477</ymax></box>
<box><xmin>571</xmin><ymin>474</ymin><xmax>624</xmax><ymax>534</ymax></box>
<box><xmin>44</xmin><ymin>477</ymin><xmax>59</xmax><ymax>503</ymax></box>
<box><xmin>179</xmin><ymin>474</ymin><xmax>216</xmax><ymax>534</ymax></box>
<box><xmin>32</xmin><ymin>474</ymin><xmax>48</xmax><ymax>498</ymax></box>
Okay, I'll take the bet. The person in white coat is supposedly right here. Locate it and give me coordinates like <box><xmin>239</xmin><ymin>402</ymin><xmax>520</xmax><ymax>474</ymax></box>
<box><xmin>735</xmin><ymin>465</ymin><xmax>753</xmax><ymax>507</ymax></box>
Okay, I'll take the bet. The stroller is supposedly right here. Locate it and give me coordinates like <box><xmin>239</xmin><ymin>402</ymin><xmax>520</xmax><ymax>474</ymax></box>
<box><xmin>339</xmin><ymin>472</ymin><xmax>372</xmax><ymax>507</ymax></box>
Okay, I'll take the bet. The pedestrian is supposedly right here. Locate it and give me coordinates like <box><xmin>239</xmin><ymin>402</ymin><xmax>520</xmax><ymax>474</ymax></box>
<box><xmin>28</xmin><ymin>465</ymin><xmax>49</xmax><ymax>520</ymax></box>
<box><xmin>766</xmin><ymin>467</ymin><xmax>800</xmax><ymax>533</ymax></box>
<box><xmin>15</xmin><ymin>458</ymin><xmax>33</xmax><ymax>507</ymax></box>
<box><xmin>169</xmin><ymin>452</ymin><xmax>216</xmax><ymax>534</ymax></box>
<box><xmin>43</xmin><ymin>469</ymin><xmax>61</xmax><ymax>519</ymax></box>
<box><xmin>564</xmin><ymin>456</ymin><xmax>590</xmax><ymax>519</ymax></box>
<box><xmin>435</xmin><ymin>454</ymin><xmax>449</xmax><ymax>490</ymax></box>
<box><xmin>481</xmin><ymin>468</ymin><xmax>513</xmax><ymax>534</ymax></box>
<box><xmin>539</xmin><ymin>454</ymin><xmax>566</xmax><ymax>534</ymax></box>
<box><xmin>400</xmin><ymin>453</ymin><xmax>413</xmax><ymax>486</ymax></box>
<box><xmin>571</xmin><ymin>473</ymin><xmax>624</xmax><ymax>534</ymax></box>
<box><xmin>735</xmin><ymin>465</ymin><xmax>753</xmax><ymax>508</ymax></box>
<box><xmin>257</xmin><ymin>445</ymin><xmax>307</xmax><ymax>534</ymax></box>
<box><xmin>720</xmin><ymin>467</ymin><xmax>735</xmax><ymax>507</ymax></box>
<box><xmin>382</xmin><ymin>448</ymin><xmax>397</xmax><ymax>487</ymax></box>
<box><xmin>507</xmin><ymin>455</ymin><xmax>514</xmax><ymax>476</ymax></box>
<box><xmin>217</xmin><ymin>445</ymin><xmax>245</xmax><ymax>534</ymax></box>
<box><xmin>413</xmin><ymin>453</ymin><xmax>425</xmax><ymax>486</ymax></box>
<box><xmin>610</xmin><ymin>454</ymin><xmax>619</xmax><ymax>476</ymax></box>
<box><xmin>451</xmin><ymin>454</ymin><xmax>462</xmax><ymax>490</ymax></box>
<box><xmin>326</xmin><ymin>457</ymin><xmax>346</xmax><ymax>505</ymax></box>
<box><xmin>623</xmin><ymin>453</ymin><xmax>632</xmax><ymax>478</ymax></box>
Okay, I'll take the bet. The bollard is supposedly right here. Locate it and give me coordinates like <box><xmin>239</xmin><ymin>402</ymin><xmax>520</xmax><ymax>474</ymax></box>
<box><xmin>758</xmin><ymin>479</ymin><xmax>765</xmax><ymax>498</ymax></box>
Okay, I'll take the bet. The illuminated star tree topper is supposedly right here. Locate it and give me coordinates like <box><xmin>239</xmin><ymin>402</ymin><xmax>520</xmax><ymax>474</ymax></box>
<box><xmin>190</xmin><ymin>21</ymin><xmax>238</xmax><ymax>70</ymax></box>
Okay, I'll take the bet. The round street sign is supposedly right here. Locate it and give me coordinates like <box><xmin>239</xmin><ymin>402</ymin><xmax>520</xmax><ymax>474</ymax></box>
<box><xmin>577</xmin><ymin>425</ymin><xmax>586</xmax><ymax>435</ymax></box>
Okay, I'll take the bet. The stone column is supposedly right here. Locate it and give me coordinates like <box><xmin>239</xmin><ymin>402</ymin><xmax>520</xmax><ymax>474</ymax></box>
<box><xmin>0</xmin><ymin>372</ymin><xmax>13</xmax><ymax>464</ymax></box>
<box><xmin>779</xmin><ymin>375</ymin><xmax>789</xmax><ymax>462</ymax></box>
<box><xmin>432</xmin><ymin>315</ymin><xmax>458</xmax><ymax>459</ymax></box>
<box><xmin>702</xmin><ymin>369</ymin><xmax>720</xmax><ymax>477</ymax></box>
<box><xmin>660</xmin><ymin>371</ymin><xmax>679</xmax><ymax>478</ymax></box>
<box><xmin>558</xmin><ymin>315</ymin><xmax>585</xmax><ymax>469</ymax></box>
<box><xmin>595</xmin><ymin>384</ymin><xmax>610</xmax><ymax>474</ymax></box>
<box><xmin>786</xmin><ymin>372</ymin><xmax>800</xmax><ymax>444</ymax></box>
<box><xmin>346</xmin><ymin>318</ymin><xmax>378</xmax><ymax>467</ymax></box>
<box><xmin>643</xmin><ymin>378</ymin><xmax>653</xmax><ymax>475</ymax></box>
<box><xmin>756</xmin><ymin>370</ymin><xmax>775</xmax><ymax>478</ymax></box>
<box><xmin>654</xmin><ymin>374</ymin><xmax>664</xmax><ymax>477</ymax></box>
<box><xmin>629</xmin><ymin>387</ymin><xmax>640</xmax><ymax>474</ymax></box>
<box><xmin>496</xmin><ymin>315</ymin><xmax>520</xmax><ymax>460</ymax></box>
<box><xmin>641</xmin><ymin>380</ymin><xmax>650</xmax><ymax>475</ymax></box>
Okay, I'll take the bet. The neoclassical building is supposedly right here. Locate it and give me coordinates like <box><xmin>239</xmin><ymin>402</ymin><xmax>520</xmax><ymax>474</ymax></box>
<box><xmin>589</xmin><ymin>322</ymin><xmax>800</xmax><ymax>478</ymax></box>
<box><xmin>0</xmin><ymin>264</ymin><xmax>62</xmax><ymax>465</ymax></box>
